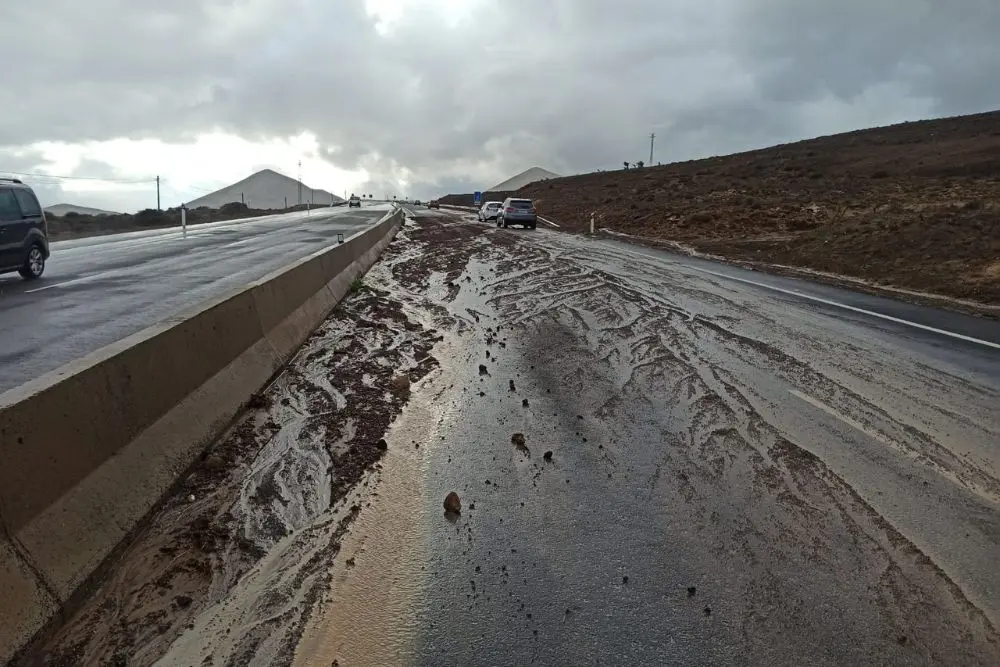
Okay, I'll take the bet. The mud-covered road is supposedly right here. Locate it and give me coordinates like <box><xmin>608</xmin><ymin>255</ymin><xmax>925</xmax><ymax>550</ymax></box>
<box><xmin>20</xmin><ymin>210</ymin><xmax>1000</xmax><ymax>666</ymax></box>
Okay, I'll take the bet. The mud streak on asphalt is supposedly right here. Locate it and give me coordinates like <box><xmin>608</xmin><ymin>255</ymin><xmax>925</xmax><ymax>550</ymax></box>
<box><xmin>20</xmin><ymin>213</ymin><xmax>1000</xmax><ymax>667</ymax></box>
<box><xmin>301</xmin><ymin>213</ymin><xmax>1000</xmax><ymax>667</ymax></box>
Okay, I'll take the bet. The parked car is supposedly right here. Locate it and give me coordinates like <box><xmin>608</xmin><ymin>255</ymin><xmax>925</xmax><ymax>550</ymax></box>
<box><xmin>496</xmin><ymin>197</ymin><xmax>537</xmax><ymax>229</ymax></box>
<box><xmin>427</xmin><ymin>200</ymin><xmax>440</xmax><ymax>209</ymax></box>
<box><xmin>414</xmin><ymin>200</ymin><xmax>422</xmax><ymax>206</ymax></box>
<box><xmin>478</xmin><ymin>201</ymin><xmax>502</xmax><ymax>222</ymax></box>
<box><xmin>0</xmin><ymin>178</ymin><xmax>49</xmax><ymax>280</ymax></box>
<box><xmin>348</xmin><ymin>194</ymin><xmax>362</xmax><ymax>208</ymax></box>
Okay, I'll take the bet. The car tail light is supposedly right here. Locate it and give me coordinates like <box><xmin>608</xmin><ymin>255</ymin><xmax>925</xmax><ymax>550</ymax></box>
<box><xmin>505</xmin><ymin>207</ymin><xmax>515</xmax><ymax>213</ymax></box>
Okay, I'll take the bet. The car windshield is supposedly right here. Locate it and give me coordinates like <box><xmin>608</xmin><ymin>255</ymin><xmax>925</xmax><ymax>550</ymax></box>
<box><xmin>510</xmin><ymin>200</ymin><xmax>532</xmax><ymax>209</ymax></box>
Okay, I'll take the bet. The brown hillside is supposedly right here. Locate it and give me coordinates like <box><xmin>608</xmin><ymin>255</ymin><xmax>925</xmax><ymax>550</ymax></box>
<box><xmin>513</xmin><ymin>110</ymin><xmax>1000</xmax><ymax>306</ymax></box>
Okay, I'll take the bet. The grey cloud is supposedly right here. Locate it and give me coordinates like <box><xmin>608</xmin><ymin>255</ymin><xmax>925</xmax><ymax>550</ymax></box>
<box><xmin>2</xmin><ymin>0</ymin><xmax>1000</xmax><ymax>203</ymax></box>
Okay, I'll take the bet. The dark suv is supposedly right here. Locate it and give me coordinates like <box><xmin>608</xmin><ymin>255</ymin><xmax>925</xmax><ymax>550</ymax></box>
<box><xmin>0</xmin><ymin>178</ymin><xmax>49</xmax><ymax>280</ymax></box>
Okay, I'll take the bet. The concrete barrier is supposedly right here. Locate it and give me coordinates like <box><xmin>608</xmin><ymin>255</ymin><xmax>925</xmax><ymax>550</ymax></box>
<box><xmin>0</xmin><ymin>207</ymin><xmax>404</xmax><ymax>664</ymax></box>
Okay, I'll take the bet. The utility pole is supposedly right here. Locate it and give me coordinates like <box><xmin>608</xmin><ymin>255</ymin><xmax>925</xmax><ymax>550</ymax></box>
<box><xmin>156</xmin><ymin>175</ymin><xmax>160</xmax><ymax>210</ymax></box>
<box><xmin>649</xmin><ymin>133</ymin><xmax>655</xmax><ymax>166</ymax></box>
<box><xmin>297</xmin><ymin>160</ymin><xmax>302</xmax><ymax>206</ymax></box>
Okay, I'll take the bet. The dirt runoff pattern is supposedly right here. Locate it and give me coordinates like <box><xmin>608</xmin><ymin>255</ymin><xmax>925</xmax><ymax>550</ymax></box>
<box><xmin>21</xmin><ymin>213</ymin><xmax>1000</xmax><ymax>666</ymax></box>
<box><xmin>16</xmin><ymin>227</ymin><xmax>444</xmax><ymax>667</ymax></box>
<box><xmin>303</xmin><ymin>213</ymin><xmax>995</xmax><ymax>666</ymax></box>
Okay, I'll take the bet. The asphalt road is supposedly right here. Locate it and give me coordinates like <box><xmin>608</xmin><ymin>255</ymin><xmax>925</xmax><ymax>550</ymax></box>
<box><xmin>0</xmin><ymin>205</ymin><xmax>388</xmax><ymax>393</ymax></box>
<box><xmin>298</xmin><ymin>213</ymin><xmax>1000</xmax><ymax>666</ymax></box>
<box><xmin>23</xmin><ymin>211</ymin><xmax>1000</xmax><ymax>666</ymax></box>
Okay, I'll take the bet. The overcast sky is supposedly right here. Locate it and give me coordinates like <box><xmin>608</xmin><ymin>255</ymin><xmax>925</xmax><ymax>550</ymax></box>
<box><xmin>1</xmin><ymin>0</ymin><xmax>998</xmax><ymax>212</ymax></box>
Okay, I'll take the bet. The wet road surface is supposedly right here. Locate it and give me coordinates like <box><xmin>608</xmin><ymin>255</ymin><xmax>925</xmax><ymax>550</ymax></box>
<box><xmin>22</xmin><ymin>211</ymin><xmax>1000</xmax><ymax>666</ymax></box>
<box><xmin>299</xmin><ymin>213</ymin><xmax>1000</xmax><ymax>666</ymax></box>
<box><xmin>0</xmin><ymin>205</ymin><xmax>387</xmax><ymax>392</ymax></box>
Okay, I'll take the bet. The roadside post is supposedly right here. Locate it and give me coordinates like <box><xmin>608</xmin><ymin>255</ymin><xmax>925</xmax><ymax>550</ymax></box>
<box><xmin>181</xmin><ymin>204</ymin><xmax>187</xmax><ymax>238</ymax></box>
<box><xmin>590</xmin><ymin>212</ymin><xmax>595</xmax><ymax>235</ymax></box>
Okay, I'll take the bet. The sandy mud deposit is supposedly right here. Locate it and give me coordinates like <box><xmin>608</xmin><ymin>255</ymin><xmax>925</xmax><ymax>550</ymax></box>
<box><xmin>21</xmin><ymin>212</ymin><xmax>1000</xmax><ymax>667</ymax></box>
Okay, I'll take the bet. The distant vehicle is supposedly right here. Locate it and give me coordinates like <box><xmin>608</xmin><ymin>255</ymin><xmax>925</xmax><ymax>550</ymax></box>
<box><xmin>0</xmin><ymin>177</ymin><xmax>49</xmax><ymax>280</ymax></box>
<box><xmin>497</xmin><ymin>197</ymin><xmax>537</xmax><ymax>229</ymax></box>
<box><xmin>478</xmin><ymin>201</ymin><xmax>502</xmax><ymax>222</ymax></box>
<box><xmin>348</xmin><ymin>194</ymin><xmax>362</xmax><ymax>208</ymax></box>
<box><xmin>414</xmin><ymin>200</ymin><xmax>422</xmax><ymax>206</ymax></box>
<box><xmin>427</xmin><ymin>200</ymin><xmax>440</xmax><ymax>209</ymax></box>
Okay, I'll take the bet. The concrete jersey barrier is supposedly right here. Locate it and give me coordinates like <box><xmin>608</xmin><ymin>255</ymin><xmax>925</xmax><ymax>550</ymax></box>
<box><xmin>0</xmin><ymin>207</ymin><xmax>404</xmax><ymax>665</ymax></box>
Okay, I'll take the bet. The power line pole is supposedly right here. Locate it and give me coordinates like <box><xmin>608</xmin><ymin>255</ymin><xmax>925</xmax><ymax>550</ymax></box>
<box><xmin>156</xmin><ymin>175</ymin><xmax>160</xmax><ymax>210</ymax></box>
<box><xmin>649</xmin><ymin>133</ymin><xmax>655</xmax><ymax>165</ymax></box>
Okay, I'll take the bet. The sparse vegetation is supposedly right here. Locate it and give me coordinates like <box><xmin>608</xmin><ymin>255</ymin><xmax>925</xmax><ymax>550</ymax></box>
<box><xmin>504</xmin><ymin>109</ymin><xmax>1000</xmax><ymax>306</ymax></box>
<box><xmin>45</xmin><ymin>201</ymin><xmax>307</xmax><ymax>240</ymax></box>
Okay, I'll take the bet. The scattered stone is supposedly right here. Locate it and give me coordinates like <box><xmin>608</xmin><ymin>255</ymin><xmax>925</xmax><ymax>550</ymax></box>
<box><xmin>174</xmin><ymin>595</ymin><xmax>193</xmax><ymax>610</ymax></box>
<box><xmin>485</xmin><ymin>480</ymin><xmax>491</xmax><ymax>485</ymax></box>
<box><xmin>479</xmin><ymin>364</ymin><xmax>488</xmax><ymax>375</ymax></box>
<box><xmin>509</xmin><ymin>380</ymin><xmax>516</xmax><ymax>392</ymax></box>
<box><xmin>444</xmin><ymin>492</ymin><xmax>462</xmax><ymax>514</ymax></box>
<box><xmin>376</xmin><ymin>439</ymin><xmax>388</xmax><ymax>451</ymax></box>
<box><xmin>479</xmin><ymin>391</ymin><xmax>486</xmax><ymax>397</ymax></box>
<box><xmin>346</xmin><ymin>557</ymin><xmax>356</xmax><ymax>567</ymax></box>
<box><xmin>522</xmin><ymin>398</ymin><xmax>529</xmax><ymax>407</ymax></box>
<box><xmin>543</xmin><ymin>451</ymin><xmax>553</xmax><ymax>462</ymax></box>
<box><xmin>703</xmin><ymin>607</ymin><xmax>711</xmax><ymax>617</ymax></box>
<box><xmin>203</xmin><ymin>455</ymin><xmax>225</xmax><ymax>471</ymax></box>
<box><xmin>897</xmin><ymin>636</ymin><xmax>908</xmax><ymax>645</ymax></box>
<box><xmin>622</xmin><ymin>576</ymin><xmax>629</xmax><ymax>584</ymax></box>
<box><xmin>577</xmin><ymin>415</ymin><xmax>583</xmax><ymax>420</ymax></box>
<box><xmin>688</xmin><ymin>586</ymin><xmax>697</xmax><ymax>597</ymax></box>
<box><xmin>469</xmin><ymin>502</ymin><xmax>475</xmax><ymax>510</ymax></box>
<box><xmin>187</xmin><ymin>494</ymin><xmax>196</xmax><ymax>502</ymax></box>
<box><xmin>486</xmin><ymin>350</ymin><xmax>491</xmax><ymax>359</ymax></box>
<box><xmin>475</xmin><ymin>566</ymin><xmax>481</xmax><ymax>573</ymax></box>
<box><xmin>390</xmin><ymin>374</ymin><xmax>411</xmax><ymax>394</ymax></box>
<box><xmin>511</xmin><ymin>433</ymin><xmax>531</xmax><ymax>457</ymax></box>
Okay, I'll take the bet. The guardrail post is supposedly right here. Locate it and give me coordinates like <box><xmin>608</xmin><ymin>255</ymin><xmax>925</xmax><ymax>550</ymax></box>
<box><xmin>590</xmin><ymin>212</ymin><xmax>595</xmax><ymax>235</ymax></box>
<box><xmin>181</xmin><ymin>205</ymin><xmax>187</xmax><ymax>238</ymax></box>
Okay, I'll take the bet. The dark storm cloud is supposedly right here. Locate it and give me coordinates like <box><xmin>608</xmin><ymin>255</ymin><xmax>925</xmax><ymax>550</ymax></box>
<box><xmin>2</xmin><ymin>0</ymin><xmax>999</xmax><ymax>199</ymax></box>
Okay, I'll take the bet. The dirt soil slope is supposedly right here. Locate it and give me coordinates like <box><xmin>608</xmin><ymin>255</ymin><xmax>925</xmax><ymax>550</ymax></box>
<box><xmin>512</xmin><ymin>110</ymin><xmax>1000</xmax><ymax>306</ymax></box>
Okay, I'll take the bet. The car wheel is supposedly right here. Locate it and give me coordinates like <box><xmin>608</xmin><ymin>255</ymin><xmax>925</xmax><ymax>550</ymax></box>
<box><xmin>19</xmin><ymin>244</ymin><xmax>45</xmax><ymax>280</ymax></box>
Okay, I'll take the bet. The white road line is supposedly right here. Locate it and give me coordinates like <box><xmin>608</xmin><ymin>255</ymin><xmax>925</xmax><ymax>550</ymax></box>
<box><xmin>788</xmin><ymin>389</ymin><xmax>885</xmax><ymax>442</ymax></box>
<box><xmin>684</xmin><ymin>265</ymin><xmax>1000</xmax><ymax>350</ymax></box>
<box><xmin>25</xmin><ymin>271</ymin><xmax>115</xmax><ymax>293</ymax></box>
<box><xmin>538</xmin><ymin>216</ymin><xmax>560</xmax><ymax>228</ymax></box>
